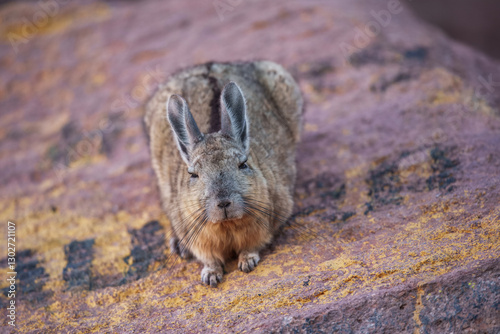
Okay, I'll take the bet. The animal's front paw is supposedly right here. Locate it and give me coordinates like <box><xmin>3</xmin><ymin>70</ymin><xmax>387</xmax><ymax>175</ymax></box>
<box><xmin>169</xmin><ymin>237</ymin><xmax>193</xmax><ymax>259</ymax></box>
<box><xmin>201</xmin><ymin>266</ymin><xmax>223</xmax><ymax>287</ymax></box>
<box><xmin>238</xmin><ymin>251</ymin><xmax>260</xmax><ymax>273</ymax></box>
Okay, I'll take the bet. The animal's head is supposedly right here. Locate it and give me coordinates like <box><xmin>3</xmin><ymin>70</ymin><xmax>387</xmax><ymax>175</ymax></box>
<box><xmin>167</xmin><ymin>82</ymin><xmax>266</xmax><ymax>223</ymax></box>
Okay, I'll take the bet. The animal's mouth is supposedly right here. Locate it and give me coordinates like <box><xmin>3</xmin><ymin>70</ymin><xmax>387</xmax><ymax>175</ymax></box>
<box><xmin>207</xmin><ymin>200</ymin><xmax>245</xmax><ymax>224</ymax></box>
<box><xmin>211</xmin><ymin>212</ymin><xmax>247</xmax><ymax>224</ymax></box>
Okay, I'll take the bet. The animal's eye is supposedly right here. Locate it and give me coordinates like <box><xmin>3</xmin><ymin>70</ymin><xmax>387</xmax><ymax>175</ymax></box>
<box><xmin>189</xmin><ymin>172</ymin><xmax>199</xmax><ymax>178</ymax></box>
<box><xmin>239</xmin><ymin>161</ymin><xmax>248</xmax><ymax>170</ymax></box>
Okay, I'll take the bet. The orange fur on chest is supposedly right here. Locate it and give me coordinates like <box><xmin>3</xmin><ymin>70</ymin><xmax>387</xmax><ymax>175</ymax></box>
<box><xmin>189</xmin><ymin>215</ymin><xmax>273</xmax><ymax>263</ymax></box>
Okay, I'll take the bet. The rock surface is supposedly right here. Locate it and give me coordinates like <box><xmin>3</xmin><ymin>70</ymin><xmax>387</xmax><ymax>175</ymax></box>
<box><xmin>0</xmin><ymin>0</ymin><xmax>499</xmax><ymax>333</ymax></box>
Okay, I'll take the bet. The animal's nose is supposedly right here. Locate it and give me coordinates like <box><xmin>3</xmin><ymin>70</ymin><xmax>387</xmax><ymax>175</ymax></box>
<box><xmin>217</xmin><ymin>201</ymin><xmax>231</xmax><ymax>209</ymax></box>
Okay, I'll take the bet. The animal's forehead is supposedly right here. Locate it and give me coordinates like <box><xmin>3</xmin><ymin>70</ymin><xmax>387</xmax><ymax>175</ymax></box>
<box><xmin>191</xmin><ymin>134</ymin><xmax>243</xmax><ymax>168</ymax></box>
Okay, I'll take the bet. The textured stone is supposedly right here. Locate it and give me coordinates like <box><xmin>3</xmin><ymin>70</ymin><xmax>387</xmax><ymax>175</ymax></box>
<box><xmin>0</xmin><ymin>0</ymin><xmax>499</xmax><ymax>333</ymax></box>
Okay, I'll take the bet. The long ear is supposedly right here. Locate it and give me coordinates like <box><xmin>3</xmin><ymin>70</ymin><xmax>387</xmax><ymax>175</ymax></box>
<box><xmin>220</xmin><ymin>82</ymin><xmax>249</xmax><ymax>153</ymax></box>
<box><xmin>166</xmin><ymin>94</ymin><xmax>204</xmax><ymax>164</ymax></box>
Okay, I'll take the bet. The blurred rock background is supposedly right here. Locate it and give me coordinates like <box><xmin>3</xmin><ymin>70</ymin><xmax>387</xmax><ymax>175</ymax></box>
<box><xmin>408</xmin><ymin>0</ymin><xmax>500</xmax><ymax>60</ymax></box>
<box><xmin>2</xmin><ymin>0</ymin><xmax>500</xmax><ymax>59</ymax></box>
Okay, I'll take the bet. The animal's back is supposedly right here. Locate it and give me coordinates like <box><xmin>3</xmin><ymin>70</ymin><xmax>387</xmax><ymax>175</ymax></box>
<box><xmin>145</xmin><ymin>61</ymin><xmax>303</xmax><ymax>228</ymax></box>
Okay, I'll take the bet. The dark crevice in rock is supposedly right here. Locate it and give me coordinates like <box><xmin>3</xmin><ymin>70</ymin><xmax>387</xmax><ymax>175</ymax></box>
<box><xmin>365</xmin><ymin>160</ymin><xmax>404</xmax><ymax>214</ymax></box>
<box><xmin>122</xmin><ymin>220</ymin><xmax>166</xmax><ymax>283</ymax></box>
<box><xmin>349</xmin><ymin>44</ymin><xmax>429</xmax><ymax>67</ymax></box>
<box><xmin>426</xmin><ymin>147</ymin><xmax>460</xmax><ymax>191</ymax></box>
<box><xmin>371</xmin><ymin>72</ymin><xmax>413</xmax><ymax>92</ymax></box>
<box><xmin>293</xmin><ymin>172</ymin><xmax>348</xmax><ymax>223</ymax></box>
<box><xmin>62</xmin><ymin>239</ymin><xmax>95</xmax><ymax>290</ymax></box>
<box><xmin>100</xmin><ymin>112</ymin><xmax>125</xmax><ymax>157</ymax></box>
<box><xmin>365</xmin><ymin>146</ymin><xmax>460</xmax><ymax>214</ymax></box>
<box><xmin>1</xmin><ymin>249</ymin><xmax>52</xmax><ymax>307</ymax></box>
<box><xmin>404</xmin><ymin>46</ymin><xmax>429</xmax><ymax>61</ymax></box>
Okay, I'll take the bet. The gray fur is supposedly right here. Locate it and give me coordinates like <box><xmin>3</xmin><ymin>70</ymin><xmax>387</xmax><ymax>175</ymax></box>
<box><xmin>166</xmin><ymin>94</ymin><xmax>204</xmax><ymax>163</ymax></box>
<box><xmin>220</xmin><ymin>81</ymin><xmax>249</xmax><ymax>153</ymax></box>
<box><xmin>144</xmin><ymin>61</ymin><xmax>303</xmax><ymax>287</ymax></box>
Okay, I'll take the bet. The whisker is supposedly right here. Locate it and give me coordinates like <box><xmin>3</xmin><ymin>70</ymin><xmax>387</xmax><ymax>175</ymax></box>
<box><xmin>181</xmin><ymin>213</ymin><xmax>209</xmax><ymax>257</ymax></box>
<box><xmin>243</xmin><ymin>207</ymin><xmax>269</xmax><ymax>232</ymax></box>
<box><xmin>244</xmin><ymin>196</ymin><xmax>329</xmax><ymax>243</ymax></box>
<box><xmin>242</xmin><ymin>201</ymin><xmax>308</xmax><ymax>260</ymax></box>
<box><xmin>158</xmin><ymin>207</ymin><xmax>207</xmax><ymax>272</ymax></box>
